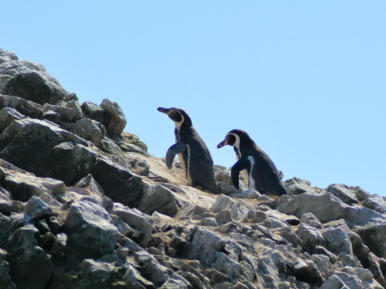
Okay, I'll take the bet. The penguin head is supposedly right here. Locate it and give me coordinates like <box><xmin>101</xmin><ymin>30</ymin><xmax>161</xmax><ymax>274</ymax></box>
<box><xmin>157</xmin><ymin>107</ymin><xmax>192</xmax><ymax>128</ymax></box>
<box><xmin>217</xmin><ymin>129</ymin><xmax>253</xmax><ymax>150</ymax></box>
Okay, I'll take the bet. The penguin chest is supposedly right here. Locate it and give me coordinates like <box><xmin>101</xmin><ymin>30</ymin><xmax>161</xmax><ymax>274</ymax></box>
<box><xmin>247</xmin><ymin>155</ymin><xmax>256</xmax><ymax>190</ymax></box>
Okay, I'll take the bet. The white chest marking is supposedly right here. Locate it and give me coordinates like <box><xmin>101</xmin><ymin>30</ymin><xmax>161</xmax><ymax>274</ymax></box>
<box><xmin>248</xmin><ymin>155</ymin><xmax>255</xmax><ymax>190</ymax></box>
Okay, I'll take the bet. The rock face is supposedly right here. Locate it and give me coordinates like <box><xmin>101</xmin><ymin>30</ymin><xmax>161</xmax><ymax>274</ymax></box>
<box><xmin>0</xmin><ymin>49</ymin><xmax>385</xmax><ymax>289</ymax></box>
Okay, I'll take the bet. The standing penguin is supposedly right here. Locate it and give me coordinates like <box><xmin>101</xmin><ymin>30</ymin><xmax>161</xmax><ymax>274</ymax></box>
<box><xmin>157</xmin><ymin>107</ymin><xmax>218</xmax><ymax>193</ymax></box>
<box><xmin>217</xmin><ymin>129</ymin><xmax>286</xmax><ymax>195</ymax></box>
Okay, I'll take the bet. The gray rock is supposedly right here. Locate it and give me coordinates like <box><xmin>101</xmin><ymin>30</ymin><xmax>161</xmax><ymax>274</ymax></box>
<box><xmin>343</xmin><ymin>206</ymin><xmax>386</xmax><ymax>226</ymax></box>
<box><xmin>134</xmin><ymin>250</ymin><xmax>170</xmax><ymax>286</ymax></box>
<box><xmin>0</xmin><ymin>214</ymin><xmax>11</xmax><ymax>246</ymax></box>
<box><xmin>215</xmin><ymin>210</ymin><xmax>232</xmax><ymax>226</ymax></box>
<box><xmin>138</xmin><ymin>184</ymin><xmax>179</xmax><ymax>217</ymax></box>
<box><xmin>123</xmin><ymin>263</ymin><xmax>155</xmax><ymax>288</ymax></box>
<box><xmin>263</xmin><ymin>217</ymin><xmax>291</xmax><ymax>232</ymax></box>
<box><xmin>81</xmin><ymin>101</ymin><xmax>105</xmax><ymax>124</ymax></box>
<box><xmin>119</xmin><ymin>132</ymin><xmax>149</xmax><ymax>155</ymax></box>
<box><xmin>0</xmin><ymin>118</ymin><xmax>87</xmax><ymax>178</ymax></box>
<box><xmin>189</xmin><ymin>227</ymin><xmax>225</xmax><ymax>265</ymax></box>
<box><xmin>362</xmin><ymin>195</ymin><xmax>386</xmax><ymax>214</ymax></box>
<box><xmin>323</xmin><ymin>227</ymin><xmax>353</xmax><ymax>255</ymax></box>
<box><xmin>300</xmin><ymin>212</ymin><xmax>323</xmax><ymax>229</ymax></box>
<box><xmin>0</xmin><ymin>249</ymin><xmax>16</xmax><ymax>289</ymax></box>
<box><xmin>295</xmin><ymin>223</ymin><xmax>324</xmax><ymax>251</ymax></box>
<box><xmin>49</xmin><ymin>141</ymin><xmax>98</xmax><ymax>185</ymax></box>
<box><xmin>74</xmin><ymin>259</ymin><xmax>119</xmax><ymax>289</ymax></box>
<box><xmin>128</xmin><ymin>155</ymin><xmax>150</xmax><ymax>176</ymax></box>
<box><xmin>73</xmin><ymin>118</ymin><xmax>106</xmax><ymax>145</ymax></box>
<box><xmin>0</xmin><ymin>159</ymin><xmax>65</xmax><ymax>201</ymax></box>
<box><xmin>229</xmin><ymin>189</ymin><xmax>262</xmax><ymax>199</ymax></box>
<box><xmin>0</xmin><ymin>107</ymin><xmax>24</xmax><ymax>132</ymax></box>
<box><xmin>355</xmin><ymin>223</ymin><xmax>386</xmax><ymax>258</ymax></box>
<box><xmin>277</xmin><ymin>192</ymin><xmax>346</xmax><ymax>223</ymax></box>
<box><xmin>7</xmin><ymin>225</ymin><xmax>53</xmax><ymax>289</ymax></box>
<box><xmin>112</xmin><ymin>204</ymin><xmax>153</xmax><ymax>247</ymax></box>
<box><xmin>91</xmin><ymin>156</ymin><xmax>144</xmax><ymax>207</ymax></box>
<box><xmin>320</xmin><ymin>275</ymin><xmax>346</xmax><ymax>289</ymax></box>
<box><xmin>65</xmin><ymin>201</ymin><xmax>118</xmax><ymax>261</ymax></box>
<box><xmin>24</xmin><ymin>196</ymin><xmax>52</xmax><ymax>222</ymax></box>
<box><xmin>43</xmin><ymin>103</ymin><xmax>83</xmax><ymax>123</ymax></box>
<box><xmin>283</xmin><ymin>177</ymin><xmax>315</xmax><ymax>195</ymax></box>
<box><xmin>100</xmin><ymin>99</ymin><xmax>126</xmax><ymax>136</ymax></box>
<box><xmin>326</xmin><ymin>184</ymin><xmax>359</xmax><ymax>205</ymax></box>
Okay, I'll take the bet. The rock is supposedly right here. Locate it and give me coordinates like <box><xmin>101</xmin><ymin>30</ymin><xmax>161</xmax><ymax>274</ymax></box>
<box><xmin>326</xmin><ymin>184</ymin><xmax>359</xmax><ymax>205</ymax></box>
<box><xmin>112</xmin><ymin>204</ymin><xmax>153</xmax><ymax>247</ymax></box>
<box><xmin>123</xmin><ymin>263</ymin><xmax>155</xmax><ymax>288</ymax></box>
<box><xmin>100</xmin><ymin>98</ymin><xmax>126</xmax><ymax>136</ymax></box>
<box><xmin>0</xmin><ymin>118</ymin><xmax>87</xmax><ymax>178</ymax></box>
<box><xmin>24</xmin><ymin>196</ymin><xmax>52</xmax><ymax>223</ymax></box>
<box><xmin>91</xmin><ymin>156</ymin><xmax>144</xmax><ymax>207</ymax></box>
<box><xmin>322</xmin><ymin>227</ymin><xmax>353</xmax><ymax>255</ymax></box>
<box><xmin>138</xmin><ymin>184</ymin><xmax>179</xmax><ymax>217</ymax></box>
<box><xmin>363</xmin><ymin>195</ymin><xmax>386</xmax><ymax>214</ymax></box>
<box><xmin>229</xmin><ymin>189</ymin><xmax>262</xmax><ymax>199</ymax></box>
<box><xmin>0</xmin><ymin>159</ymin><xmax>66</xmax><ymax>201</ymax></box>
<box><xmin>81</xmin><ymin>101</ymin><xmax>105</xmax><ymax>124</ymax></box>
<box><xmin>128</xmin><ymin>156</ymin><xmax>150</xmax><ymax>176</ymax></box>
<box><xmin>355</xmin><ymin>223</ymin><xmax>386</xmax><ymax>258</ymax></box>
<box><xmin>295</xmin><ymin>223</ymin><xmax>324</xmax><ymax>252</ymax></box>
<box><xmin>0</xmin><ymin>249</ymin><xmax>16</xmax><ymax>289</ymax></box>
<box><xmin>319</xmin><ymin>275</ymin><xmax>345</xmax><ymax>289</ymax></box>
<box><xmin>283</xmin><ymin>177</ymin><xmax>315</xmax><ymax>195</ymax></box>
<box><xmin>343</xmin><ymin>206</ymin><xmax>386</xmax><ymax>226</ymax></box>
<box><xmin>277</xmin><ymin>192</ymin><xmax>346</xmax><ymax>223</ymax></box>
<box><xmin>74</xmin><ymin>259</ymin><xmax>119</xmax><ymax>289</ymax></box>
<box><xmin>134</xmin><ymin>250</ymin><xmax>170</xmax><ymax>286</ymax></box>
<box><xmin>263</xmin><ymin>217</ymin><xmax>291</xmax><ymax>232</ymax></box>
<box><xmin>49</xmin><ymin>141</ymin><xmax>98</xmax><ymax>185</ymax></box>
<box><xmin>65</xmin><ymin>201</ymin><xmax>118</xmax><ymax>262</ymax></box>
<box><xmin>73</xmin><ymin>118</ymin><xmax>106</xmax><ymax>145</ymax></box>
<box><xmin>300</xmin><ymin>212</ymin><xmax>323</xmax><ymax>229</ymax></box>
<box><xmin>43</xmin><ymin>103</ymin><xmax>83</xmax><ymax>123</ymax></box>
<box><xmin>0</xmin><ymin>107</ymin><xmax>24</xmax><ymax>132</ymax></box>
<box><xmin>7</xmin><ymin>224</ymin><xmax>54</xmax><ymax>289</ymax></box>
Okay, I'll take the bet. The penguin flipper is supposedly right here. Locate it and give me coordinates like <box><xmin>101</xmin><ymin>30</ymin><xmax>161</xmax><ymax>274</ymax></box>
<box><xmin>166</xmin><ymin>142</ymin><xmax>187</xmax><ymax>169</ymax></box>
<box><xmin>231</xmin><ymin>157</ymin><xmax>249</xmax><ymax>189</ymax></box>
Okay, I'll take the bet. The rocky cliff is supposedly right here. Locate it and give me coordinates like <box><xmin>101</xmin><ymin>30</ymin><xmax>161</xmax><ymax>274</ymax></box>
<box><xmin>0</xmin><ymin>48</ymin><xmax>385</xmax><ymax>289</ymax></box>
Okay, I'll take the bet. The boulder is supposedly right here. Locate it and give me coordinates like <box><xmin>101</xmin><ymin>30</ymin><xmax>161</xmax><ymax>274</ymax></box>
<box><xmin>100</xmin><ymin>99</ymin><xmax>126</xmax><ymax>136</ymax></box>
<box><xmin>73</xmin><ymin>118</ymin><xmax>106</xmax><ymax>145</ymax></box>
<box><xmin>24</xmin><ymin>196</ymin><xmax>52</xmax><ymax>223</ymax></box>
<box><xmin>277</xmin><ymin>192</ymin><xmax>346</xmax><ymax>223</ymax></box>
<box><xmin>300</xmin><ymin>212</ymin><xmax>323</xmax><ymax>229</ymax></box>
<box><xmin>283</xmin><ymin>177</ymin><xmax>315</xmax><ymax>195</ymax></box>
<box><xmin>343</xmin><ymin>206</ymin><xmax>386</xmax><ymax>226</ymax></box>
<box><xmin>355</xmin><ymin>223</ymin><xmax>386</xmax><ymax>258</ymax></box>
<box><xmin>322</xmin><ymin>227</ymin><xmax>353</xmax><ymax>256</ymax></box>
<box><xmin>81</xmin><ymin>101</ymin><xmax>105</xmax><ymax>124</ymax></box>
<box><xmin>0</xmin><ymin>49</ymin><xmax>69</xmax><ymax>104</ymax></box>
<box><xmin>43</xmin><ymin>103</ymin><xmax>83</xmax><ymax>123</ymax></box>
<box><xmin>65</xmin><ymin>201</ymin><xmax>118</xmax><ymax>262</ymax></box>
<box><xmin>7</xmin><ymin>225</ymin><xmax>54</xmax><ymax>289</ymax></box>
<box><xmin>326</xmin><ymin>184</ymin><xmax>359</xmax><ymax>205</ymax></box>
<box><xmin>295</xmin><ymin>223</ymin><xmax>325</xmax><ymax>252</ymax></box>
<box><xmin>0</xmin><ymin>107</ymin><xmax>24</xmax><ymax>132</ymax></box>
<box><xmin>0</xmin><ymin>249</ymin><xmax>16</xmax><ymax>289</ymax></box>
<box><xmin>138</xmin><ymin>184</ymin><xmax>179</xmax><ymax>217</ymax></box>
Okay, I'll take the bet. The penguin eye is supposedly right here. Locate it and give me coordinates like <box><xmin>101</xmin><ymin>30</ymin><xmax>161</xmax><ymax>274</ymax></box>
<box><xmin>227</xmin><ymin>134</ymin><xmax>236</xmax><ymax>145</ymax></box>
<box><xmin>170</xmin><ymin>110</ymin><xmax>182</xmax><ymax>122</ymax></box>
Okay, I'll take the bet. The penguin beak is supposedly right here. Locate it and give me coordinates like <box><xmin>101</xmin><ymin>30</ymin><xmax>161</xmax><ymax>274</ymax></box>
<box><xmin>157</xmin><ymin>107</ymin><xmax>170</xmax><ymax>114</ymax></box>
<box><xmin>217</xmin><ymin>138</ymin><xmax>227</xmax><ymax>148</ymax></box>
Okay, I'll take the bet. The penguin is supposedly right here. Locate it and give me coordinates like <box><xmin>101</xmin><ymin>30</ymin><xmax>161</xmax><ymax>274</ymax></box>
<box><xmin>157</xmin><ymin>107</ymin><xmax>218</xmax><ymax>193</ymax></box>
<box><xmin>217</xmin><ymin>129</ymin><xmax>286</xmax><ymax>195</ymax></box>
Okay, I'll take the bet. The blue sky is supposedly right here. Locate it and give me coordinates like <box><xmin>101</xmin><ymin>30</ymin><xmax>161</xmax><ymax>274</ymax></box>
<box><xmin>1</xmin><ymin>1</ymin><xmax>385</xmax><ymax>196</ymax></box>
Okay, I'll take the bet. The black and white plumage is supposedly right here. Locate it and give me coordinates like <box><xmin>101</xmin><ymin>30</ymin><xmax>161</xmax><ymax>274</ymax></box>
<box><xmin>157</xmin><ymin>107</ymin><xmax>218</xmax><ymax>193</ymax></box>
<box><xmin>217</xmin><ymin>129</ymin><xmax>286</xmax><ymax>196</ymax></box>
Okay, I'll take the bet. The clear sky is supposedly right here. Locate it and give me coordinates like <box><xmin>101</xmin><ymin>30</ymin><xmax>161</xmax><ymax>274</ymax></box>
<box><xmin>1</xmin><ymin>1</ymin><xmax>385</xmax><ymax>196</ymax></box>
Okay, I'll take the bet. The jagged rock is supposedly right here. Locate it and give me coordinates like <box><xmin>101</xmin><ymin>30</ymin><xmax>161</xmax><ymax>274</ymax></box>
<box><xmin>98</xmin><ymin>137</ymin><xmax>131</xmax><ymax>169</ymax></box>
<box><xmin>0</xmin><ymin>118</ymin><xmax>87</xmax><ymax>178</ymax></box>
<box><xmin>229</xmin><ymin>189</ymin><xmax>262</xmax><ymax>199</ymax></box>
<box><xmin>326</xmin><ymin>184</ymin><xmax>359</xmax><ymax>205</ymax></box>
<box><xmin>0</xmin><ymin>159</ymin><xmax>65</xmax><ymax>201</ymax></box>
<box><xmin>283</xmin><ymin>177</ymin><xmax>315</xmax><ymax>195</ymax></box>
<box><xmin>277</xmin><ymin>192</ymin><xmax>346</xmax><ymax>223</ymax></box>
<box><xmin>91</xmin><ymin>156</ymin><xmax>144</xmax><ymax>206</ymax></box>
<box><xmin>0</xmin><ymin>94</ymin><xmax>43</xmax><ymax>119</ymax></box>
<box><xmin>73</xmin><ymin>118</ymin><xmax>105</xmax><ymax>145</ymax></box>
<box><xmin>24</xmin><ymin>196</ymin><xmax>52</xmax><ymax>223</ymax></box>
<box><xmin>128</xmin><ymin>155</ymin><xmax>150</xmax><ymax>176</ymax></box>
<box><xmin>43</xmin><ymin>103</ymin><xmax>83</xmax><ymax>123</ymax></box>
<box><xmin>112</xmin><ymin>204</ymin><xmax>153</xmax><ymax>247</ymax></box>
<box><xmin>295</xmin><ymin>223</ymin><xmax>324</xmax><ymax>252</ymax></box>
<box><xmin>355</xmin><ymin>223</ymin><xmax>386</xmax><ymax>258</ymax></box>
<box><xmin>0</xmin><ymin>107</ymin><xmax>24</xmax><ymax>132</ymax></box>
<box><xmin>300</xmin><ymin>212</ymin><xmax>323</xmax><ymax>229</ymax></box>
<box><xmin>134</xmin><ymin>250</ymin><xmax>170</xmax><ymax>286</ymax></box>
<box><xmin>0</xmin><ymin>249</ymin><xmax>16</xmax><ymax>289</ymax></box>
<box><xmin>0</xmin><ymin>49</ymin><xmax>69</xmax><ymax>104</ymax></box>
<box><xmin>49</xmin><ymin>141</ymin><xmax>98</xmax><ymax>185</ymax></box>
<box><xmin>81</xmin><ymin>101</ymin><xmax>105</xmax><ymax>124</ymax></box>
<box><xmin>100</xmin><ymin>98</ymin><xmax>126</xmax><ymax>136</ymax></box>
<box><xmin>138</xmin><ymin>184</ymin><xmax>179</xmax><ymax>217</ymax></box>
<box><xmin>363</xmin><ymin>195</ymin><xmax>386</xmax><ymax>214</ymax></box>
<box><xmin>7</xmin><ymin>224</ymin><xmax>54</xmax><ymax>289</ymax></box>
<box><xmin>73</xmin><ymin>259</ymin><xmax>120</xmax><ymax>289</ymax></box>
<box><xmin>123</xmin><ymin>263</ymin><xmax>155</xmax><ymax>288</ymax></box>
<box><xmin>322</xmin><ymin>227</ymin><xmax>353</xmax><ymax>255</ymax></box>
<box><xmin>343</xmin><ymin>205</ymin><xmax>386</xmax><ymax>226</ymax></box>
<box><xmin>263</xmin><ymin>217</ymin><xmax>291</xmax><ymax>232</ymax></box>
<box><xmin>65</xmin><ymin>201</ymin><xmax>119</xmax><ymax>262</ymax></box>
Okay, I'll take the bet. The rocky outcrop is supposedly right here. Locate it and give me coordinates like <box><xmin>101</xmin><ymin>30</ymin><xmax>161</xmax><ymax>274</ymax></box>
<box><xmin>0</xmin><ymin>48</ymin><xmax>385</xmax><ymax>289</ymax></box>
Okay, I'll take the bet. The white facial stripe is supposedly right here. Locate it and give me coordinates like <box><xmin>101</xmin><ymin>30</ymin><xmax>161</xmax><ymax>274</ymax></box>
<box><xmin>174</xmin><ymin>111</ymin><xmax>184</xmax><ymax>130</ymax></box>
<box><xmin>248</xmin><ymin>155</ymin><xmax>255</xmax><ymax>190</ymax></box>
<box><xmin>229</xmin><ymin>133</ymin><xmax>240</xmax><ymax>149</ymax></box>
